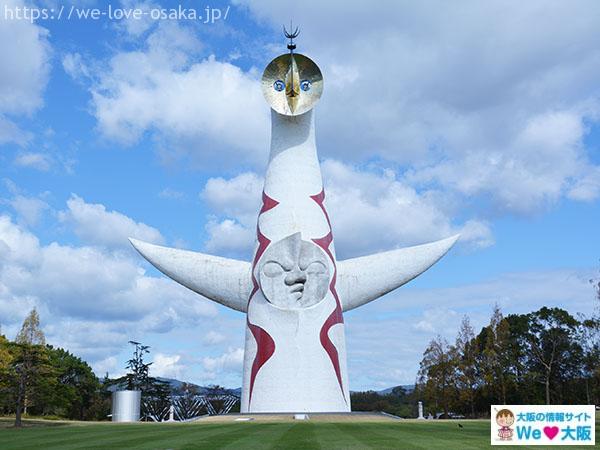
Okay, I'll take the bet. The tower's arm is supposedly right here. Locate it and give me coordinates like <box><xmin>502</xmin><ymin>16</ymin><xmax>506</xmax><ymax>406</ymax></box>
<box><xmin>129</xmin><ymin>238</ymin><xmax>251</xmax><ymax>313</ymax></box>
<box><xmin>336</xmin><ymin>235</ymin><xmax>459</xmax><ymax>312</ymax></box>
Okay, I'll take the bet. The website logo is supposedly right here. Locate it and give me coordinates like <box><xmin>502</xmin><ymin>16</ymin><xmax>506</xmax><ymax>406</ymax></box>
<box><xmin>490</xmin><ymin>405</ymin><xmax>595</xmax><ymax>446</ymax></box>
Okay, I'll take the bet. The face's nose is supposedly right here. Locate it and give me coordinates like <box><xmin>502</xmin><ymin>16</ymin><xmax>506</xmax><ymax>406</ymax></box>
<box><xmin>285</xmin><ymin>266</ymin><xmax>306</xmax><ymax>286</ymax></box>
<box><xmin>285</xmin><ymin>55</ymin><xmax>300</xmax><ymax>113</ymax></box>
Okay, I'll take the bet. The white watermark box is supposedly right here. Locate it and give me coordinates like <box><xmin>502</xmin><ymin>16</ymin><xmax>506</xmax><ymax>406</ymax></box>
<box><xmin>491</xmin><ymin>405</ymin><xmax>595</xmax><ymax>446</ymax></box>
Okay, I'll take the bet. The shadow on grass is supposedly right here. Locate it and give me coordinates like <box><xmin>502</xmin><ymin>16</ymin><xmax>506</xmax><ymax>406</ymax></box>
<box><xmin>0</xmin><ymin>417</ymin><xmax>78</xmax><ymax>429</ymax></box>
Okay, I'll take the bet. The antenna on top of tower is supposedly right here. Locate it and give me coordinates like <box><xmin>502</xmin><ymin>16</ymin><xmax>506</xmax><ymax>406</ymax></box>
<box><xmin>283</xmin><ymin>21</ymin><xmax>300</xmax><ymax>53</ymax></box>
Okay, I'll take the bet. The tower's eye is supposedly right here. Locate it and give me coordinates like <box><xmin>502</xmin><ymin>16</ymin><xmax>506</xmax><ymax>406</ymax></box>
<box><xmin>273</xmin><ymin>80</ymin><xmax>285</xmax><ymax>91</ymax></box>
<box><xmin>300</xmin><ymin>80</ymin><xmax>311</xmax><ymax>91</ymax></box>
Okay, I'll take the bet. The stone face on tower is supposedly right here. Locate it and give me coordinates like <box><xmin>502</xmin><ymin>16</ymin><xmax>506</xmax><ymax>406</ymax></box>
<box><xmin>130</xmin><ymin>37</ymin><xmax>458</xmax><ymax>413</ymax></box>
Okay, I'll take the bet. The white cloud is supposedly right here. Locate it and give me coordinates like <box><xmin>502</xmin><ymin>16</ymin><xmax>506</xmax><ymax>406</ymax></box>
<box><xmin>201</xmin><ymin>171</ymin><xmax>264</xmax><ymax>257</ymax></box>
<box><xmin>91</xmin><ymin>356</ymin><xmax>119</xmax><ymax>378</ymax></box>
<box><xmin>13</xmin><ymin>152</ymin><xmax>52</xmax><ymax>171</ymax></box>
<box><xmin>567</xmin><ymin>166</ymin><xmax>600</xmax><ymax>202</ymax></box>
<box><xmin>203</xmin><ymin>330</ymin><xmax>226</xmax><ymax>345</ymax></box>
<box><xmin>201</xmin><ymin>172</ymin><xmax>262</xmax><ymax>225</ymax></box>
<box><xmin>0</xmin><ymin>117</ymin><xmax>31</xmax><ymax>146</ymax></box>
<box><xmin>158</xmin><ymin>188</ymin><xmax>184</xmax><ymax>200</ymax></box>
<box><xmin>9</xmin><ymin>194</ymin><xmax>49</xmax><ymax>226</ymax></box>
<box><xmin>62</xmin><ymin>52</ymin><xmax>90</xmax><ymax>81</ymax></box>
<box><xmin>202</xmin><ymin>347</ymin><xmax>244</xmax><ymax>376</ymax></box>
<box><xmin>116</xmin><ymin>0</ymin><xmax>162</xmax><ymax>37</ymax></box>
<box><xmin>58</xmin><ymin>194</ymin><xmax>164</xmax><ymax>249</ymax></box>
<box><xmin>1</xmin><ymin>181</ymin><xmax>50</xmax><ymax>227</ymax></box>
<box><xmin>65</xmin><ymin>1</ymin><xmax>600</xmax><ymax>216</ymax></box>
<box><xmin>204</xmin><ymin>218</ymin><xmax>255</xmax><ymax>258</ymax></box>
<box><xmin>407</xmin><ymin>109</ymin><xmax>595</xmax><ymax>214</ymax></box>
<box><xmin>320</xmin><ymin>160</ymin><xmax>492</xmax><ymax>257</ymax></box>
<box><xmin>413</xmin><ymin>308</ymin><xmax>461</xmax><ymax>334</ymax></box>
<box><xmin>199</xmin><ymin>161</ymin><xmax>493</xmax><ymax>259</ymax></box>
<box><xmin>75</xmin><ymin>20</ymin><xmax>268</xmax><ymax>167</ymax></box>
<box><xmin>234</xmin><ymin>0</ymin><xmax>600</xmax><ymax>214</ymax></box>
<box><xmin>0</xmin><ymin>213</ymin><xmax>218</xmax><ymax>371</ymax></box>
<box><xmin>151</xmin><ymin>353</ymin><xmax>185</xmax><ymax>379</ymax></box>
<box><xmin>0</xmin><ymin>0</ymin><xmax>51</xmax><ymax>145</ymax></box>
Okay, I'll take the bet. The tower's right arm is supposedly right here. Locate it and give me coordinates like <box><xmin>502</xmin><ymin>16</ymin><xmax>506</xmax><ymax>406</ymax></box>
<box><xmin>336</xmin><ymin>235</ymin><xmax>459</xmax><ymax>312</ymax></box>
<box><xmin>129</xmin><ymin>238</ymin><xmax>251</xmax><ymax>313</ymax></box>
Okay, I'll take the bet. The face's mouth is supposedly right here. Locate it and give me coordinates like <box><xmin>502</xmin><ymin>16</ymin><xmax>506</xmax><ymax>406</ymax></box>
<box><xmin>289</xmin><ymin>283</ymin><xmax>305</xmax><ymax>296</ymax></box>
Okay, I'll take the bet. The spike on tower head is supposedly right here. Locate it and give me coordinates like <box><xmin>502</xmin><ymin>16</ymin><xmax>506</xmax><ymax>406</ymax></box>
<box><xmin>261</xmin><ymin>24</ymin><xmax>323</xmax><ymax>116</ymax></box>
<box><xmin>283</xmin><ymin>22</ymin><xmax>300</xmax><ymax>53</ymax></box>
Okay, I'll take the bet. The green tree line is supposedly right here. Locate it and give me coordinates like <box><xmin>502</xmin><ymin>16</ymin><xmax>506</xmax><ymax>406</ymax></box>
<box><xmin>0</xmin><ymin>309</ymin><xmax>111</xmax><ymax>426</ymax></box>
<box><xmin>416</xmin><ymin>301</ymin><xmax>600</xmax><ymax>418</ymax></box>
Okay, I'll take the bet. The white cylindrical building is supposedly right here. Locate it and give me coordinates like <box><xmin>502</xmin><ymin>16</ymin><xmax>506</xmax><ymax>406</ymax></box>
<box><xmin>111</xmin><ymin>390</ymin><xmax>141</xmax><ymax>422</ymax></box>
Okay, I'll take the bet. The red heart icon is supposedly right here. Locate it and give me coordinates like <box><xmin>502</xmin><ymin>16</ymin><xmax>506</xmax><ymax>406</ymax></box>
<box><xmin>543</xmin><ymin>426</ymin><xmax>559</xmax><ymax>440</ymax></box>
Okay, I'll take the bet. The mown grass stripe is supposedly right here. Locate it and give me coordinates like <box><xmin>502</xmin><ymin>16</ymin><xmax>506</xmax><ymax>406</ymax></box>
<box><xmin>0</xmin><ymin>418</ymin><xmax>596</xmax><ymax>449</ymax></box>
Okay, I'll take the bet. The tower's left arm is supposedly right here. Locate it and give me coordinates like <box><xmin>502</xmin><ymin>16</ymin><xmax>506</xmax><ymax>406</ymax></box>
<box><xmin>129</xmin><ymin>238</ymin><xmax>251</xmax><ymax>313</ymax></box>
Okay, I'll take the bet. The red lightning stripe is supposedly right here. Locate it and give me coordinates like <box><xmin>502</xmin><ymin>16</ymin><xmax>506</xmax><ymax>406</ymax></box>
<box><xmin>248</xmin><ymin>227</ymin><xmax>271</xmax><ymax>301</ymax></box>
<box><xmin>247</xmin><ymin>320</ymin><xmax>276</xmax><ymax>404</ymax></box>
<box><xmin>311</xmin><ymin>189</ymin><xmax>346</xmax><ymax>401</ymax></box>
<box><xmin>310</xmin><ymin>189</ymin><xmax>331</xmax><ymax>229</ymax></box>
<box><xmin>247</xmin><ymin>192</ymin><xmax>279</xmax><ymax>404</ymax></box>
<box><xmin>260</xmin><ymin>191</ymin><xmax>279</xmax><ymax>214</ymax></box>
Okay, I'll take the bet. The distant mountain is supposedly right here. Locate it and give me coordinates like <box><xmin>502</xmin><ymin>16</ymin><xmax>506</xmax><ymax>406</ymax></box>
<box><xmin>108</xmin><ymin>376</ymin><xmax>409</xmax><ymax>398</ymax></box>
<box><xmin>106</xmin><ymin>377</ymin><xmax>241</xmax><ymax>396</ymax></box>
<box><xmin>156</xmin><ymin>378</ymin><xmax>241</xmax><ymax>396</ymax></box>
<box><xmin>376</xmin><ymin>385</ymin><xmax>415</xmax><ymax>395</ymax></box>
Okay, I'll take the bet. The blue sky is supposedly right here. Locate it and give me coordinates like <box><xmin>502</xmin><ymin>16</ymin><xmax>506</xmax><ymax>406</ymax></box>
<box><xmin>1</xmin><ymin>0</ymin><xmax>599</xmax><ymax>390</ymax></box>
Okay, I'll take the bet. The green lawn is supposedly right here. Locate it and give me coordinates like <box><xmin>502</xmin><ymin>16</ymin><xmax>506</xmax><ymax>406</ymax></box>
<box><xmin>0</xmin><ymin>417</ymin><xmax>597</xmax><ymax>449</ymax></box>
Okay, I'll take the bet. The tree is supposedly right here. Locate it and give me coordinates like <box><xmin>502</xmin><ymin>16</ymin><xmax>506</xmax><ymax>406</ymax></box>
<box><xmin>12</xmin><ymin>309</ymin><xmax>50</xmax><ymax>425</ymax></box>
<box><xmin>581</xmin><ymin>270</ymin><xmax>600</xmax><ymax>404</ymax></box>
<box><xmin>525</xmin><ymin>307</ymin><xmax>582</xmax><ymax>404</ymax></box>
<box><xmin>417</xmin><ymin>336</ymin><xmax>458</xmax><ymax>417</ymax></box>
<box><xmin>16</xmin><ymin>309</ymin><xmax>45</xmax><ymax>346</ymax></box>
<box><xmin>9</xmin><ymin>342</ymin><xmax>52</xmax><ymax>427</ymax></box>
<box><xmin>125</xmin><ymin>341</ymin><xmax>152</xmax><ymax>391</ymax></box>
<box><xmin>455</xmin><ymin>315</ymin><xmax>478</xmax><ymax>416</ymax></box>
<box><xmin>482</xmin><ymin>304</ymin><xmax>511</xmax><ymax>404</ymax></box>
<box><xmin>108</xmin><ymin>341</ymin><xmax>172</xmax><ymax>421</ymax></box>
<box><xmin>0</xmin><ymin>335</ymin><xmax>14</xmax><ymax>413</ymax></box>
<box><xmin>42</xmin><ymin>347</ymin><xmax>101</xmax><ymax>420</ymax></box>
<box><xmin>580</xmin><ymin>317</ymin><xmax>600</xmax><ymax>405</ymax></box>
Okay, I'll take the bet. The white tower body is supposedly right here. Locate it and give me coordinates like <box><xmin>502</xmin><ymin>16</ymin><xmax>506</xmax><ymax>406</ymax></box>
<box><xmin>129</xmin><ymin>43</ymin><xmax>459</xmax><ymax>413</ymax></box>
<box><xmin>240</xmin><ymin>110</ymin><xmax>349</xmax><ymax>412</ymax></box>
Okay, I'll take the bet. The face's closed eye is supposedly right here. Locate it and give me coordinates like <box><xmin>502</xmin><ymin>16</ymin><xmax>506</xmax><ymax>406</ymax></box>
<box><xmin>261</xmin><ymin>53</ymin><xmax>323</xmax><ymax>116</ymax></box>
<box><xmin>303</xmin><ymin>261</ymin><xmax>326</xmax><ymax>275</ymax></box>
<box><xmin>262</xmin><ymin>261</ymin><xmax>285</xmax><ymax>277</ymax></box>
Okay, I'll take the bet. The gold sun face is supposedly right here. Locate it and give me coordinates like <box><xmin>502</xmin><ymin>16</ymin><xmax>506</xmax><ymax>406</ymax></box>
<box><xmin>261</xmin><ymin>53</ymin><xmax>323</xmax><ymax>116</ymax></box>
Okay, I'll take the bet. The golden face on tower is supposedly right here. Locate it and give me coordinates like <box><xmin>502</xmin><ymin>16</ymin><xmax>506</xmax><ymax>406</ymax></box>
<box><xmin>261</xmin><ymin>53</ymin><xmax>323</xmax><ymax>116</ymax></box>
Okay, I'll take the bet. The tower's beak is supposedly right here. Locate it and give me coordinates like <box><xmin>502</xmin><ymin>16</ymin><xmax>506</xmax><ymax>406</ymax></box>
<box><xmin>285</xmin><ymin>55</ymin><xmax>300</xmax><ymax>114</ymax></box>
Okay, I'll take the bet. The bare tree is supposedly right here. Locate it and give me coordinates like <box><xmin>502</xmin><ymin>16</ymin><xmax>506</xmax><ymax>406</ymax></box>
<box><xmin>417</xmin><ymin>336</ymin><xmax>458</xmax><ymax>417</ymax></box>
<box><xmin>483</xmin><ymin>304</ymin><xmax>510</xmax><ymax>404</ymax></box>
<box><xmin>14</xmin><ymin>308</ymin><xmax>46</xmax><ymax>420</ymax></box>
<box><xmin>455</xmin><ymin>315</ymin><xmax>478</xmax><ymax>416</ymax></box>
<box><xmin>16</xmin><ymin>309</ymin><xmax>45</xmax><ymax>346</ymax></box>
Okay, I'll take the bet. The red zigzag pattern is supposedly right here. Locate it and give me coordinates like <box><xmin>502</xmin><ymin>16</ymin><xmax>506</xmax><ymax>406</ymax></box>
<box><xmin>247</xmin><ymin>189</ymin><xmax>345</xmax><ymax>404</ymax></box>
<box><xmin>311</xmin><ymin>189</ymin><xmax>346</xmax><ymax>401</ymax></box>
<box><xmin>247</xmin><ymin>192</ymin><xmax>278</xmax><ymax>405</ymax></box>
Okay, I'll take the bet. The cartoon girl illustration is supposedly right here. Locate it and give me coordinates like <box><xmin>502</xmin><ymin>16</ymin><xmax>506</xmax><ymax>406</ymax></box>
<box><xmin>496</xmin><ymin>409</ymin><xmax>515</xmax><ymax>441</ymax></box>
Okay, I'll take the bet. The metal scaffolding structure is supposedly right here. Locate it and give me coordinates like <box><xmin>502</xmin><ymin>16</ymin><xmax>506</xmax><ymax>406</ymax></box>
<box><xmin>143</xmin><ymin>394</ymin><xmax>240</xmax><ymax>422</ymax></box>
